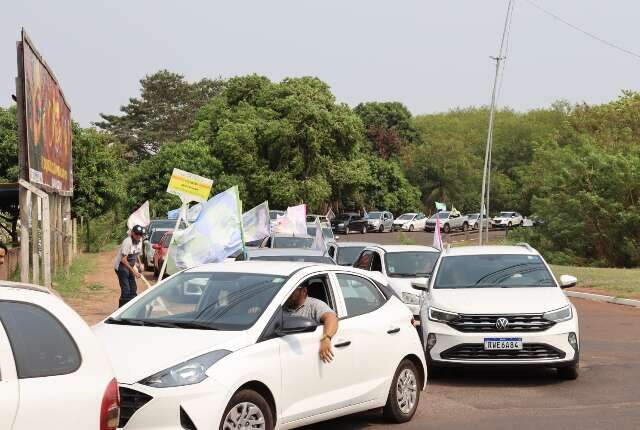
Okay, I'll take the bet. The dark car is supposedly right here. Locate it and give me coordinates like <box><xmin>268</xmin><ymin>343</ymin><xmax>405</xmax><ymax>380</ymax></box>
<box><xmin>331</xmin><ymin>212</ymin><xmax>368</xmax><ymax>234</ymax></box>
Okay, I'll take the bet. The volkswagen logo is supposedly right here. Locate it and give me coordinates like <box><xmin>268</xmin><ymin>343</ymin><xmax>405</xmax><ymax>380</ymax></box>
<box><xmin>495</xmin><ymin>317</ymin><xmax>509</xmax><ymax>330</ymax></box>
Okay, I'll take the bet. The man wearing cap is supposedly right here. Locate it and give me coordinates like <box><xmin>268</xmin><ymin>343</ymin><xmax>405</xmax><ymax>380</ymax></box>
<box><xmin>285</xmin><ymin>280</ymin><xmax>339</xmax><ymax>363</ymax></box>
<box><xmin>114</xmin><ymin>225</ymin><xmax>146</xmax><ymax>307</ymax></box>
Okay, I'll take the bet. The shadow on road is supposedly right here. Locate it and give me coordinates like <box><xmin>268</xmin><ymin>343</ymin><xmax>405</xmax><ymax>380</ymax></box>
<box><xmin>428</xmin><ymin>365</ymin><xmax>564</xmax><ymax>388</ymax></box>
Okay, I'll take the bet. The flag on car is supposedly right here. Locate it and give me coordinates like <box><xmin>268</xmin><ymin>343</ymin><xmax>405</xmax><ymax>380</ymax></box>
<box><xmin>272</xmin><ymin>204</ymin><xmax>307</xmax><ymax>235</ymax></box>
<box><xmin>169</xmin><ymin>186</ymin><xmax>243</xmax><ymax>270</ymax></box>
<box><xmin>325</xmin><ymin>207</ymin><xmax>336</xmax><ymax>221</ymax></box>
<box><xmin>433</xmin><ymin>216</ymin><xmax>443</xmax><ymax>250</ymax></box>
<box><xmin>128</xmin><ymin>201</ymin><xmax>150</xmax><ymax>230</ymax></box>
<box><xmin>243</xmin><ymin>201</ymin><xmax>271</xmax><ymax>243</ymax></box>
<box><xmin>313</xmin><ymin>219</ymin><xmax>327</xmax><ymax>253</ymax></box>
<box><xmin>435</xmin><ymin>202</ymin><xmax>446</xmax><ymax>212</ymax></box>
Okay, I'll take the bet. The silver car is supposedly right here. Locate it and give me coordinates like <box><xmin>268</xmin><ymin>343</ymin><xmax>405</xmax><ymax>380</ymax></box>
<box><xmin>365</xmin><ymin>211</ymin><xmax>394</xmax><ymax>233</ymax></box>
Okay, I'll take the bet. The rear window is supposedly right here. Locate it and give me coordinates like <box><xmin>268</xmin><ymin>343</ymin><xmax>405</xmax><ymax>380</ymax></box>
<box><xmin>150</xmin><ymin>230</ymin><xmax>168</xmax><ymax>243</ymax></box>
<box><xmin>272</xmin><ymin>237</ymin><xmax>315</xmax><ymax>249</ymax></box>
<box><xmin>336</xmin><ymin>246</ymin><xmax>366</xmax><ymax>265</ymax></box>
<box><xmin>0</xmin><ymin>301</ymin><xmax>81</xmax><ymax>378</ymax></box>
<box><xmin>434</xmin><ymin>254</ymin><xmax>555</xmax><ymax>289</ymax></box>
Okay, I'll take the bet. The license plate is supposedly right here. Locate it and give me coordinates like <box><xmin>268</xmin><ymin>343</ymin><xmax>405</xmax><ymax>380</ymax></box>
<box><xmin>484</xmin><ymin>337</ymin><xmax>523</xmax><ymax>350</ymax></box>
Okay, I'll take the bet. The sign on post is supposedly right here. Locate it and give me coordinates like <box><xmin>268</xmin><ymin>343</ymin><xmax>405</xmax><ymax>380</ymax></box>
<box><xmin>167</xmin><ymin>168</ymin><xmax>213</xmax><ymax>204</ymax></box>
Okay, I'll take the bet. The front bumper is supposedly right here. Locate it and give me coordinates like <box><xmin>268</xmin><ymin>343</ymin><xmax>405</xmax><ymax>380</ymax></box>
<box><xmin>423</xmin><ymin>319</ymin><xmax>579</xmax><ymax>366</ymax></box>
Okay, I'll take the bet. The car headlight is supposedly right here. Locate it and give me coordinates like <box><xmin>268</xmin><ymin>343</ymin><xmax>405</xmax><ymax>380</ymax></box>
<box><xmin>401</xmin><ymin>292</ymin><xmax>421</xmax><ymax>305</ymax></box>
<box><xmin>428</xmin><ymin>307</ymin><xmax>460</xmax><ymax>323</ymax></box>
<box><xmin>543</xmin><ymin>305</ymin><xmax>573</xmax><ymax>322</ymax></box>
<box><xmin>338</xmin><ymin>223</ymin><xmax>344</xmax><ymax>227</ymax></box>
<box><xmin>139</xmin><ymin>350</ymin><xmax>231</xmax><ymax>388</ymax></box>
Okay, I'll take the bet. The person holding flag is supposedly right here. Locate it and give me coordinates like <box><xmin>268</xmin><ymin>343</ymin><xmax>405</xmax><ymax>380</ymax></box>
<box><xmin>113</xmin><ymin>224</ymin><xmax>146</xmax><ymax>307</ymax></box>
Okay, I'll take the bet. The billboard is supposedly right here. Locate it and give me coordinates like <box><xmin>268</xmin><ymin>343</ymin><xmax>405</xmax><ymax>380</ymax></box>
<box><xmin>21</xmin><ymin>30</ymin><xmax>73</xmax><ymax>194</ymax></box>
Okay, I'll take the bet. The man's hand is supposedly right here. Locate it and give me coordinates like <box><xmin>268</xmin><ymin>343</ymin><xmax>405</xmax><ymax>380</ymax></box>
<box><xmin>319</xmin><ymin>337</ymin><xmax>334</xmax><ymax>363</ymax></box>
<box><xmin>132</xmin><ymin>266</ymin><xmax>142</xmax><ymax>279</ymax></box>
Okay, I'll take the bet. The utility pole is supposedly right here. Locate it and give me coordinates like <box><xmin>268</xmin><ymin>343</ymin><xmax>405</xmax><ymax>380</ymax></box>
<box><xmin>479</xmin><ymin>0</ymin><xmax>515</xmax><ymax>245</ymax></box>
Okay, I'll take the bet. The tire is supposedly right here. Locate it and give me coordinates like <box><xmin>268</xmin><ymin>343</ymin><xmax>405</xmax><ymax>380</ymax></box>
<box><xmin>507</xmin><ymin>222</ymin><xmax>512</xmax><ymax>228</ymax></box>
<box><xmin>462</xmin><ymin>222</ymin><xmax>468</xmax><ymax>232</ymax></box>
<box><xmin>383</xmin><ymin>359</ymin><xmax>421</xmax><ymax>423</ymax></box>
<box><xmin>557</xmin><ymin>362</ymin><xmax>579</xmax><ymax>380</ymax></box>
<box><xmin>443</xmin><ymin>223</ymin><xmax>451</xmax><ymax>234</ymax></box>
<box><xmin>220</xmin><ymin>389</ymin><xmax>274</xmax><ymax>430</ymax></box>
<box><xmin>379</xmin><ymin>225</ymin><xmax>384</xmax><ymax>233</ymax></box>
<box><xmin>409</xmin><ymin>224</ymin><xmax>414</xmax><ymax>232</ymax></box>
<box><xmin>361</xmin><ymin>224</ymin><xmax>367</xmax><ymax>234</ymax></box>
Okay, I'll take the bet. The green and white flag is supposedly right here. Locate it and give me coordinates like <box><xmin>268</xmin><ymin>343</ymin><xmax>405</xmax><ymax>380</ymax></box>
<box><xmin>435</xmin><ymin>202</ymin><xmax>446</xmax><ymax>212</ymax></box>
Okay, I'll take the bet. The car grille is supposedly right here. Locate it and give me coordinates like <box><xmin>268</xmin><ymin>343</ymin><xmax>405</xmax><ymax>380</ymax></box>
<box><xmin>441</xmin><ymin>343</ymin><xmax>565</xmax><ymax>360</ymax></box>
<box><xmin>119</xmin><ymin>387</ymin><xmax>153</xmax><ymax>428</ymax></box>
<box><xmin>448</xmin><ymin>314</ymin><xmax>555</xmax><ymax>332</ymax></box>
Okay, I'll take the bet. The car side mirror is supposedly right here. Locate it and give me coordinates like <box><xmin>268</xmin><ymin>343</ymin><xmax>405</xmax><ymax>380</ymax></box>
<box><xmin>152</xmin><ymin>243</ymin><xmax>161</xmax><ymax>250</ymax></box>
<box><xmin>277</xmin><ymin>314</ymin><xmax>318</xmax><ymax>336</ymax></box>
<box><xmin>559</xmin><ymin>275</ymin><xmax>577</xmax><ymax>289</ymax></box>
<box><xmin>411</xmin><ymin>279</ymin><xmax>428</xmax><ymax>291</ymax></box>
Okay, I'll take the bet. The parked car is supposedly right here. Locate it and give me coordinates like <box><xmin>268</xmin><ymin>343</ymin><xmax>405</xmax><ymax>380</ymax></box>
<box><xmin>466</xmin><ymin>213</ymin><xmax>490</xmax><ymax>230</ymax></box>
<box><xmin>331</xmin><ymin>212</ymin><xmax>368</xmax><ymax>234</ymax></box>
<box><xmin>522</xmin><ymin>215</ymin><xmax>545</xmax><ymax>227</ymax></box>
<box><xmin>392</xmin><ymin>213</ymin><xmax>427</xmax><ymax>232</ymax></box>
<box><xmin>306</xmin><ymin>214</ymin><xmax>329</xmax><ymax>224</ymax></box>
<box><xmin>353</xmin><ymin>245</ymin><xmax>440</xmax><ymax>318</ymax></box>
<box><xmin>238</xmin><ymin>248</ymin><xmax>336</xmax><ymax>264</ymax></box>
<box><xmin>492</xmin><ymin>211</ymin><xmax>523</xmax><ymax>228</ymax></box>
<box><xmin>424</xmin><ymin>211</ymin><xmax>469</xmax><ymax>233</ymax></box>
<box><xmin>365</xmin><ymin>211</ymin><xmax>395</xmax><ymax>233</ymax></box>
<box><xmin>415</xmin><ymin>244</ymin><xmax>580</xmax><ymax>379</ymax></box>
<box><xmin>306</xmin><ymin>223</ymin><xmax>338</xmax><ymax>242</ymax></box>
<box><xmin>94</xmin><ymin>261</ymin><xmax>427</xmax><ymax>429</ymax></box>
<box><xmin>141</xmin><ymin>219</ymin><xmax>176</xmax><ymax>267</ymax></box>
<box><xmin>261</xmin><ymin>233</ymin><xmax>316</xmax><ymax>249</ymax></box>
<box><xmin>333</xmin><ymin>242</ymin><xmax>376</xmax><ymax>266</ymax></box>
<box><xmin>152</xmin><ymin>231</ymin><xmax>173</xmax><ymax>278</ymax></box>
<box><xmin>143</xmin><ymin>227</ymin><xmax>171</xmax><ymax>271</ymax></box>
<box><xmin>0</xmin><ymin>281</ymin><xmax>119</xmax><ymax>430</ymax></box>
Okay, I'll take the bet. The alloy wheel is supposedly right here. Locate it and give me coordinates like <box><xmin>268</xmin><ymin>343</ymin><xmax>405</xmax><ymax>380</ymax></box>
<box><xmin>222</xmin><ymin>402</ymin><xmax>266</xmax><ymax>430</ymax></box>
<box><xmin>396</xmin><ymin>369</ymin><xmax>417</xmax><ymax>414</ymax></box>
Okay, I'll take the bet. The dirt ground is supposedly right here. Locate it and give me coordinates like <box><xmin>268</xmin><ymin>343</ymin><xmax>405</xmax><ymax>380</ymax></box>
<box><xmin>65</xmin><ymin>248</ymin><xmax>153</xmax><ymax>325</ymax></box>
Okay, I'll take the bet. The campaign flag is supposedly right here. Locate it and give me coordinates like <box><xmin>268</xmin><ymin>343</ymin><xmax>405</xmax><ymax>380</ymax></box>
<box><xmin>128</xmin><ymin>201</ymin><xmax>150</xmax><ymax>230</ymax></box>
<box><xmin>451</xmin><ymin>206</ymin><xmax>461</xmax><ymax>217</ymax></box>
<box><xmin>433</xmin><ymin>216</ymin><xmax>443</xmax><ymax>251</ymax></box>
<box><xmin>286</xmin><ymin>204</ymin><xmax>307</xmax><ymax>236</ymax></box>
<box><xmin>313</xmin><ymin>220</ymin><xmax>327</xmax><ymax>253</ymax></box>
<box><xmin>325</xmin><ymin>208</ymin><xmax>336</xmax><ymax>221</ymax></box>
<box><xmin>167</xmin><ymin>207</ymin><xmax>181</xmax><ymax>220</ymax></box>
<box><xmin>169</xmin><ymin>186</ymin><xmax>243</xmax><ymax>270</ymax></box>
<box><xmin>243</xmin><ymin>201</ymin><xmax>271</xmax><ymax>243</ymax></box>
<box><xmin>435</xmin><ymin>202</ymin><xmax>446</xmax><ymax>212</ymax></box>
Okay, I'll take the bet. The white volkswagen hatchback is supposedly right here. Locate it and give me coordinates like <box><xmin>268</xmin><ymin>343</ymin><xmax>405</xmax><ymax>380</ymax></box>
<box><xmin>94</xmin><ymin>261</ymin><xmax>426</xmax><ymax>430</ymax></box>
<box><xmin>416</xmin><ymin>244</ymin><xmax>580</xmax><ymax>379</ymax></box>
<box><xmin>0</xmin><ymin>282</ymin><xmax>119</xmax><ymax>430</ymax></box>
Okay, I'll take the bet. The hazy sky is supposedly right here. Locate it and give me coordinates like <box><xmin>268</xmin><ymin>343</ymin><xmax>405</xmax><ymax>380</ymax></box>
<box><xmin>2</xmin><ymin>0</ymin><xmax>639</xmax><ymax>126</ymax></box>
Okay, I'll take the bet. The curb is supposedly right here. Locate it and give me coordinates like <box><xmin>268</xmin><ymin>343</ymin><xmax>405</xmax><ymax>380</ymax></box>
<box><xmin>566</xmin><ymin>291</ymin><xmax>640</xmax><ymax>308</ymax></box>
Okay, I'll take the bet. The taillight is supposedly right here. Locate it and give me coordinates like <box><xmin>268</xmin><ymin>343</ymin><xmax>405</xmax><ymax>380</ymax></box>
<box><xmin>100</xmin><ymin>378</ymin><xmax>120</xmax><ymax>430</ymax></box>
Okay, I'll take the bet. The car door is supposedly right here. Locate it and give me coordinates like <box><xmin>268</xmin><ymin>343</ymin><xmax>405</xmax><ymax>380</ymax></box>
<box><xmin>0</xmin><ymin>318</ymin><xmax>19</xmax><ymax>430</ymax></box>
<box><xmin>354</xmin><ymin>250</ymin><xmax>374</xmax><ymax>270</ymax></box>
<box><xmin>415</xmin><ymin>213</ymin><xmax>426</xmax><ymax>230</ymax></box>
<box><xmin>384</xmin><ymin>212</ymin><xmax>393</xmax><ymax>231</ymax></box>
<box><xmin>331</xmin><ymin>272</ymin><xmax>406</xmax><ymax>403</ymax></box>
<box><xmin>278</xmin><ymin>273</ymin><xmax>357</xmax><ymax>425</ymax></box>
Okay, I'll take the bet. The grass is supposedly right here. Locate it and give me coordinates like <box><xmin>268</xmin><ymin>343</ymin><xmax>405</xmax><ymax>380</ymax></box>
<box><xmin>51</xmin><ymin>253</ymin><xmax>101</xmax><ymax>298</ymax></box>
<box><xmin>397</xmin><ymin>232</ymin><xmax>416</xmax><ymax>245</ymax></box>
<box><xmin>550</xmin><ymin>265</ymin><xmax>640</xmax><ymax>299</ymax></box>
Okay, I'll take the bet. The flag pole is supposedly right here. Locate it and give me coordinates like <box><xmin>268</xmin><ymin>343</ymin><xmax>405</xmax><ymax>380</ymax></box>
<box><xmin>156</xmin><ymin>201</ymin><xmax>185</xmax><ymax>284</ymax></box>
<box><xmin>236</xmin><ymin>189</ymin><xmax>248</xmax><ymax>261</ymax></box>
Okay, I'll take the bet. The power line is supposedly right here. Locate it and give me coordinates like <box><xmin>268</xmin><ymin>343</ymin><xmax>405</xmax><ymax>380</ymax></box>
<box><xmin>525</xmin><ymin>0</ymin><xmax>640</xmax><ymax>61</ymax></box>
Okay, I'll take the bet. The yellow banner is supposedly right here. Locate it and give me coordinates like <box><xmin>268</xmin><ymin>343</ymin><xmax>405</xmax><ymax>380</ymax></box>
<box><xmin>167</xmin><ymin>168</ymin><xmax>213</xmax><ymax>203</ymax></box>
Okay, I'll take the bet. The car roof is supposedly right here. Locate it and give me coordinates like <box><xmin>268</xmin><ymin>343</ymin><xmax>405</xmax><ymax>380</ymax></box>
<box><xmin>337</xmin><ymin>241</ymin><xmax>377</xmax><ymax>248</ymax></box>
<box><xmin>367</xmin><ymin>244</ymin><xmax>440</xmax><ymax>253</ymax></box>
<box><xmin>186</xmin><ymin>260</ymin><xmax>333</xmax><ymax>276</ymax></box>
<box><xmin>248</xmin><ymin>249</ymin><xmax>328</xmax><ymax>257</ymax></box>
<box><xmin>443</xmin><ymin>244</ymin><xmax>538</xmax><ymax>256</ymax></box>
<box><xmin>0</xmin><ymin>281</ymin><xmax>52</xmax><ymax>294</ymax></box>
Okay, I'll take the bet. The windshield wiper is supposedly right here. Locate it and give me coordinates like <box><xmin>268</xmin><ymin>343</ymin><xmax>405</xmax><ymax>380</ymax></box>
<box><xmin>105</xmin><ymin>317</ymin><xmax>202</xmax><ymax>329</ymax></box>
<box><xmin>162</xmin><ymin>320</ymin><xmax>221</xmax><ymax>330</ymax></box>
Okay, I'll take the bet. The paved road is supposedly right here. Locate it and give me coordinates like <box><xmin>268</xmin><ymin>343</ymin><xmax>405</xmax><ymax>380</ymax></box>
<box><xmin>302</xmin><ymin>283</ymin><xmax>640</xmax><ymax>429</ymax></box>
<box><xmin>337</xmin><ymin>229</ymin><xmax>507</xmax><ymax>247</ymax></box>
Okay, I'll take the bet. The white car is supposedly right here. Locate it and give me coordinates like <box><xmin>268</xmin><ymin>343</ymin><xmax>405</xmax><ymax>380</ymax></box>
<box><xmin>492</xmin><ymin>211</ymin><xmax>523</xmax><ymax>228</ymax></box>
<box><xmin>392</xmin><ymin>213</ymin><xmax>427</xmax><ymax>232</ymax></box>
<box><xmin>416</xmin><ymin>244</ymin><xmax>580</xmax><ymax>379</ymax></box>
<box><xmin>465</xmin><ymin>213</ymin><xmax>490</xmax><ymax>230</ymax></box>
<box><xmin>353</xmin><ymin>245</ymin><xmax>440</xmax><ymax>318</ymax></box>
<box><xmin>94</xmin><ymin>261</ymin><xmax>427</xmax><ymax>429</ymax></box>
<box><xmin>0</xmin><ymin>281</ymin><xmax>119</xmax><ymax>430</ymax></box>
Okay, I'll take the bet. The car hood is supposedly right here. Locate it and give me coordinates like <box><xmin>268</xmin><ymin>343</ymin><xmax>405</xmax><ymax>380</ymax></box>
<box><xmin>393</xmin><ymin>220</ymin><xmax>409</xmax><ymax>225</ymax></box>
<box><xmin>93</xmin><ymin>323</ymin><xmax>250</xmax><ymax>384</ymax></box>
<box><xmin>493</xmin><ymin>217</ymin><xmax>511</xmax><ymax>222</ymax></box>
<box><xmin>388</xmin><ymin>277</ymin><xmax>429</xmax><ymax>295</ymax></box>
<box><xmin>429</xmin><ymin>287</ymin><xmax>568</xmax><ymax>314</ymax></box>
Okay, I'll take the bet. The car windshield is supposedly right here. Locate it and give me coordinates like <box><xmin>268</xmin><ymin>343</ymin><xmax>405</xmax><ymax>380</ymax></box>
<box><xmin>336</xmin><ymin>214</ymin><xmax>351</xmax><ymax>221</ymax></box>
<box><xmin>385</xmin><ymin>252</ymin><xmax>439</xmax><ymax>278</ymax></box>
<box><xmin>336</xmin><ymin>246</ymin><xmax>366</xmax><ymax>265</ymax></box>
<box><xmin>115</xmin><ymin>272</ymin><xmax>286</xmax><ymax>330</ymax></box>
<box><xmin>272</xmin><ymin>236</ymin><xmax>315</xmax><ymax>248</ymax></box>
<box><xmin>397</xmin><ymin>214</ymin><xmax>415</xmax><ymax>221</ymax></box>
<box><xmin>252</xmin><ymin>255</ymin><xmax>335</xmax><ymax>264</ymax></box>
<box><xmin>365</xmin><ymin>212</ymin><xmax>382</xmax><ymax>219</ymax></box>
<box><xmin>150</xmin><ymin>230</ymin><xmax>169</xmax><ymax>244</ymax></box>
<box><xmin>467</xmin><ymin>213</ymin><xmax>479</xmax><ymax>220</ymax></box>
<box><xmin>499</xmin><ymin>212</ymin><xmax>514</xmax><ymax>217</ymax></box>
<box><xmin>431</xmin><ymin>212</ymin><xmax>449</xmax><ymax>219</ymax></box>
<box><xmin>434</xmin><ymin>254</ymin><xmax>555</xmax><ymax>289</ymax></box>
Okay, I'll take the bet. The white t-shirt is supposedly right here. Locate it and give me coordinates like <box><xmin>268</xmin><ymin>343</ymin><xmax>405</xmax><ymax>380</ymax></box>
<box><xmin>113</xmin><ymin>236</ymin><xmax>143</xmax><ymax>270</ymax></box>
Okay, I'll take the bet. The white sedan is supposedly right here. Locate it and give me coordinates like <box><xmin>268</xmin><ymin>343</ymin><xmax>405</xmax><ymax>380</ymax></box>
<box><xmin>392</xmin><ymin>213</ymin><xmax>427</xmax><ymax>232</ymax></box>
<box><xmin>0</xmin><ymin>282</ymin><xmax>119</xmax><ymax>430</ymax></box>
<box><xmin>94</xmin><ymin>261</ymin><xmax>427</xmax><ymax>430</ymax></box>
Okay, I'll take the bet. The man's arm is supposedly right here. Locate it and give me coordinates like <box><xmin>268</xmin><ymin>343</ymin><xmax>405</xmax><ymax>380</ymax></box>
<box><xmin>120</xmin><ymin>255</ymin><xmax>141</xmax><ymax>278</ymax></box>
<box><xmin>319</xmin><ymin>311</ymin><xmax>338</xmax><ymax>363</ymax></box>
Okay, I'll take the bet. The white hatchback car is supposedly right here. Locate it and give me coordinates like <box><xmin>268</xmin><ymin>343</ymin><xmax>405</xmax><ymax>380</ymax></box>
<box><xmin>416</xmin><ymin>244</ymin><xmax>580</xmax><ymax>379</ymax></box>
<box><xmin>354</xmin><ymin>245</ymin><xmax>440</xmax><ymax>318</ymax></box>
<box><xmin>94</xmin><ymin>262</ymin><xmax>427</xmax><ymax>430</ymax></box>
<box><xmin>0</xmin><ymin>281</ymin><xmax>119</xmax><ymax>430</ymax></box>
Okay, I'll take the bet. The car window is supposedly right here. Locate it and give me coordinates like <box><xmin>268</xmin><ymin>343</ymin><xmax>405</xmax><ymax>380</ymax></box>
<box><xmin>354</xmin><ymin>251</ymin><xmax>373</xmax><ymax>270</ymax></box>
<box><xmin>150</xmin><ymin>230</ymin><xmax>168</xmax><ymax>244</ymax></box>
<box><xmin>434</xmin><ymin>254</ymin><xmax>555</xmax><ymax>289</ymax></box>
<box><xmin>0</xmin><ymin>301</ymin><xmax>81</xmax><ymax>379</ymax></box>
<box><xmin>335</xmin><ymin>274</ymin><xmax>386</xmax><ymax>317</ymax></box>
<box><xmin>117</xmin><ymin>272</ymin><xmax>286</xmax><ymax>330</ymax></box>
<box><xmin>272</xmin><ymin>236</ymin><xmax>315</xmax><ymax>249</ymax></box>
<box><xmin>385</xmin><ymin>251</ymin><xmax>439</xmax><ymax>278</ymax></box>
<box><xmin>161</xmin><ymin>234</ymin><xmax>173</xmax><ymax>247</ymax></box>
<box><xmin>327</xmin><ymin>245</ymin><xmax>336</xmax><ymax>258</ymax></box>
<box><xmin>371</xmin><ymin>252</ymin><xmax>383</xmax><ymax>272</ymax></box>
<box><xmin>337</xmin><ymin>246</ymin><xmax>366</xmax><ymax>265</ymax></box>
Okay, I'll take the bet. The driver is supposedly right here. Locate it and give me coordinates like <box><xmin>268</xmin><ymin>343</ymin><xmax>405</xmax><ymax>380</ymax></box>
<box><xmin>285</xmin><ymin>280</ymin><xmax>339</xmax><ymax>363</ymax></box>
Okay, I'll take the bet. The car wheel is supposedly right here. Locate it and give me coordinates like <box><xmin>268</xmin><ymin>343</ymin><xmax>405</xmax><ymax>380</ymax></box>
<box><xmin>379</xmin><ymin>225</ymin><xmax>384</xmax><ymax>233</ymax></box>
<box><xmin>361</xmin><ymin>224</ymin><xmax>367</xmax><ymax>234</ymax></box>
<box><xmin>409</xmin><ymin>224</ymin><xmax>414</xmax><ymax>232</ymax></box>
<box><xmin>462</xmin><ymin>222</ymin><xmax>468</xmax><ymax>232</ymax></box>
<box><xmin>220</xmin><ymin>389</ymin><xmax>274</xmax><ymax>430</ymax></box>
<box><xmin>508</xmin><ymin>222</ymin><xmax>512</xmax><ymax>228</ymax></box>
<box><xmin>557</xmin><ymin>362</ymin><xmax>579</xmax><ymax>380</ymax></box>
<box><xmin>383</xmin><ymin>359</ymin><xmax>420</xmax><ymax>423</ymax></box>
<box><xmin>443</xmin><ymin>224</ymin><xmax>451</xmax><ymax>234</ymax></box>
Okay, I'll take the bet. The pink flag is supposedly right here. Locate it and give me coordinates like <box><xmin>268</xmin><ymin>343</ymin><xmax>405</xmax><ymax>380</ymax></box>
<box><xmin>432</xmin><ymin>216</ymin><xmax>443</xmax><ymax>250</ymax></box>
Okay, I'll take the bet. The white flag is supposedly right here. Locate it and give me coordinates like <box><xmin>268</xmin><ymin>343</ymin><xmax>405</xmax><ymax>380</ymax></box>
<box><xmin>432</xmin><ymin>216</ymin><xmax>443</xmax><ymax>250</ymax></box>
<box><xmin>313</xmin><ymin>220</ymin><xmax>327</xmax><ymax>253</ymax></box>
<box><xmin>242</xmin><ymin>201</ymin><xmax>271</xmax><ymax>243</ymax></box>
<box><xmin>127</xmin><ymin>201</ymin><xmax>150</xmax><ymax>230</ymax></box>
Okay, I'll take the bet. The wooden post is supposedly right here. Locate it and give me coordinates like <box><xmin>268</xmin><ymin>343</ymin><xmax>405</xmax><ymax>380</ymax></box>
<box><xmin>72</xmin><ymin>218</ymin><xmax>77</xmax><ymax>256</ymax></box>
<box><xmin>63</xmin><ymin>196</ymin><xmax>71</xmax><ymax>273</ymax></box>
<box><xmin>16</xmin><ymin>41</ymin><xmax>30</xmax><ymax>283</ymax></box>
<box><xmin>57</xmin><ymin>195</ymin><xmax>63</xmax><ymax>272</ymax></box>
<box><xmin>51</xmin><ymin>194</ymin><xmax>58</xmax><ymax>273</ymax></box>
<box><xmin>31</xmin><ymin>192</ymin><xmax>40</xmax><ymax>284</ymax></box>
<box><xmin>18</xmin><ymin>189</ymin><xmax>29</xmax><ymax>282</ymax></box>
<box><xmin>41</xmin><ymin>194</ymin><xmax>51</xmax><ymax>288</ymax></box>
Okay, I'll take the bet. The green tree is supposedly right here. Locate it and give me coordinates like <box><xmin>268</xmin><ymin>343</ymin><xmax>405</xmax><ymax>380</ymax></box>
<box><xmin>96</xmin><ymin>70</ymin><xmax>224</xmax><ymax>158</ymax></box>
<box><xmin>354</xmin><ymin>102</ymin><xmax>418</xmax><ymax>159</ymax></box>
<box><xmin>0</xmin><ymin>105</ymin><xmax>18</xmax><ymax>182</ymax></box>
